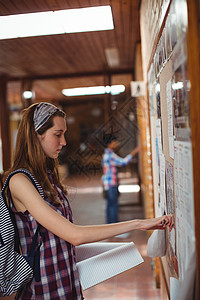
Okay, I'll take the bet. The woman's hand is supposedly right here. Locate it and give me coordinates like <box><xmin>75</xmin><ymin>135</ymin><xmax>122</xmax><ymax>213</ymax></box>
<box><xmin>139</xmin><ymin>214</ymin><xmax>174</xmax><ymax>232</ymax></box>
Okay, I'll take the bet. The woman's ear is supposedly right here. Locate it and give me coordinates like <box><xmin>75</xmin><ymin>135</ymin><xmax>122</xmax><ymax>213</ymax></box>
<box><xmin>36</xmin><ymin>132</ymin><xmax>43</xmax><ymax>142</ymax></box>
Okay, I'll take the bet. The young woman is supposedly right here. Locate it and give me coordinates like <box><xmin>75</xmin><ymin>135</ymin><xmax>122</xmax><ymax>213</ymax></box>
<box><xmin>7</xmin><ymin>102</ymin><xmax>174</xmax><ymax>299</ymax></box>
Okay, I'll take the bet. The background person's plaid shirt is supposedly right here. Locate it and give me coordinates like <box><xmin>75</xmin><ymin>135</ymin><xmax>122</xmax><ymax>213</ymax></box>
<box><xmin>101</xmin><ymin>148</ymin><xmax>132</xmax><ymax>190</ymax></box>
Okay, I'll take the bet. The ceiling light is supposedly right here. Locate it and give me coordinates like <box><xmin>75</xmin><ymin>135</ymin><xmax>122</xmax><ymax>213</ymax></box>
<box><xmin>105</xmin><ymin>48</ymin><xmax>120</xmax><ymax>67</ymax></box>
<box><xmin>118</xmin><ymin>185</ymin><xmax>140</xmax><ymax>193</ymax></box>
<box><xmin>56</xmin><ymin>6</ymin><xmax>114</xmax><ymax>33</ymax></box>
<box><xmin>0</xmin><ymin>6</ymin><xmax>114</xmax><ymax>40</ymax></box>
<box><xmin>110</xmin><ymin>85</ymin><xmax>125</xmax><ymax>95</ymax></box>
<box><xmin>23</xmin><ymin>91</ymin><xmax>33</xmax><ymax>99</ymax></box>
<box><xmin>62</xmin><ymin>85</ymin><xmax>125</xmax><ymax>97</ymax></box>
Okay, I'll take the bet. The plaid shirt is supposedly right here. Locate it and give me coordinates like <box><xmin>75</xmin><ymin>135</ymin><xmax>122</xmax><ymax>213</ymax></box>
<box><xmin>101</xmin><ymin>148</ymin><xmax>132</xmax><ymax>190</ymax></box>
<box><xmin>11</xmin><ymin>170</ymin><xmax>83</xmax><ymax>300</ymax></box>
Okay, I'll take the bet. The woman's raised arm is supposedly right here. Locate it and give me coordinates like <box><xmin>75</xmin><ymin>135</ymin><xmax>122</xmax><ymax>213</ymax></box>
<box><xmin>9</xmin><ymin>173</ymin><xmax>174</xmax><ymax>246</ymax></box>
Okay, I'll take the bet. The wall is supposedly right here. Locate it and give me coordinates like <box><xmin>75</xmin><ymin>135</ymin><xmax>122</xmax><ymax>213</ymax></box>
<box><xmin>140</xmin><ymin>0</ymin><xmax>199</xmax><ymax>299</ymax></box>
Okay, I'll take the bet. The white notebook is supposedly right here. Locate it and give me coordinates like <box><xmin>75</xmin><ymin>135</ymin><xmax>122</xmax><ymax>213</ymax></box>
<box><xmin>76</xmin><ymin>241</ymin><xmax>144</xmax><ymax>290</ymax></box>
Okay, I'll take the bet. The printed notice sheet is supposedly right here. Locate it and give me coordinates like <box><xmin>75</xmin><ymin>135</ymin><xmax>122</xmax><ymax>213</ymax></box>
<box><xmin>159</xmin><ymin>153</ymin><xmax>167</xmax><ymax>214</ymax></box>
<box><xmin>174</xmin><ymin>141</ymin><xmax>195</xmax><ymax>281</ymax></box>
<box><xmin>76</xmin><ymin>242</ymin><xmax>144</xmax><ymax>290</ymax></box>
<box><xmin>166</xmin><ymin>79</ymin><xmax>175</xmax><ymax>159</ymax></box>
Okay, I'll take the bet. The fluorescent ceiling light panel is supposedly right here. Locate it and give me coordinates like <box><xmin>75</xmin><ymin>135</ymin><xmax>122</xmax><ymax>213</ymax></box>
<box><xmin>118</xmin><ymin>184</ymin><xmax>140</xmax><ymax>193</ymax></box>
<box><xmin>0</xmin><ymin>11</ymin><xmax>64</xmax><ymax>39</ymax></box>
<box><xmin>56</xmin><ymin>6</ymin><xmax>114</xmax><ymax>33</ymax></box>
<box><xmin>111</xmin><ymin>85</ymin><xmax>125</xmax><ymax>95</ymax></box>
<box><xmin>0</xmin><ymin>6</ymin><xmax>114</xmax><ymax>40</ymax></box>
<box><xmin>62</xmin><ymin>85</ymin><xmax>125</xmax><ymax>96</ymax></box>
<box><xmin>105</xmin><ymin>48</ymin><xmax>120</xmax><ymax>67</ymax></box>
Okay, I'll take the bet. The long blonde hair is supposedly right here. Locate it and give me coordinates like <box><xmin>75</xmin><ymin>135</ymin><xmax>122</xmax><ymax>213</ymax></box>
<box><xmin>6</xmin><ymin>103</ymin><xmax>66</xmax><ymax>203</ymax></box>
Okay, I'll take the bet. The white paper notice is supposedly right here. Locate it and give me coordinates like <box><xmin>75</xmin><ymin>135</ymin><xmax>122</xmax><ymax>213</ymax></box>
<box><xmin>159</xmin><ymin>153</ymin><xmax>167</xmax><ymax>214</ymax></box>
<box><xmin>166</xmin><ymin>79</ymin><xmax>174</xmax><ymax>159</ymax></box>
<box><xmin>155</xmin><ymin>118</ymin><xmax>163</xmax><ymax>154</ymax></box>
<box><xmin>170</xmin><ymin>277</ymin><xmax>180</xmax><ymax>300</ymax></box>
<box><xmin>76</xmin><ymin>242</ymin><xmax>144</xmax><ymax>290</ymax></box>
<box><xmin>174</xmin><ymin>141</ymin><xmax>195</xmax><ymax>281</ymax></box>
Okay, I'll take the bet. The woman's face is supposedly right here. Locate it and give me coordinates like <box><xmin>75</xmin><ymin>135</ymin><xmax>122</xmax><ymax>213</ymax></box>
<box><xmin>37</xmin><ymin>116</ymin><xmax>67</xmax><ymax>159</ymax></box>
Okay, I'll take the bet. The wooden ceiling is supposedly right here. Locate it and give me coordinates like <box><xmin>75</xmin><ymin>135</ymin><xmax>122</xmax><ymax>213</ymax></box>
<box><xmin>0</xmin><ymin>0</ymin><xmax>141</xmax><ymax>104</ymax></box>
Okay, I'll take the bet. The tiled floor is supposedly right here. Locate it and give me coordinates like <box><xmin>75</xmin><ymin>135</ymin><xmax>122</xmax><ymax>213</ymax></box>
<box><xmin>64</xmin><ymin>172</ymin><xmax>161</xmax><ymax>300</ymax></box>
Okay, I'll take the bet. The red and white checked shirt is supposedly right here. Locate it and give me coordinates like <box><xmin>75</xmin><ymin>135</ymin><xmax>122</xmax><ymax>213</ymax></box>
<box><xmin>11</xmin><ymin>170</ymin><xmax>83</xmax><ymax>299</ymax></box>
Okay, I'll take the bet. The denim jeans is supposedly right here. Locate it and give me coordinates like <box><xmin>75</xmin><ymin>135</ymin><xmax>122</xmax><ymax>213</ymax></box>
<box><xmin>105</xmin><ymin>186</ymin><xmax>119</xmax><ymax>224</ymax></box>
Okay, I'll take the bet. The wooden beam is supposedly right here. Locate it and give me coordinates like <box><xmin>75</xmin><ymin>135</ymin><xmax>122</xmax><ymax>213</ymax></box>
<box><xmin>0</xmin><ymin>76</ymin><xmax>11</xmax><ymax>171</ymax></box>
<box><xmin>6</xmin><ymin>68</ymin><xmax>134</xmax><ymax>82</ymax></box>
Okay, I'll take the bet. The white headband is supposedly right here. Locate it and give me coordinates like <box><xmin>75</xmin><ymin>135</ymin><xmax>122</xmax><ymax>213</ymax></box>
<box><xmin>33</xmin><ymin>102</ymin><xmax>59</xmax><ymax>132</ymax></box>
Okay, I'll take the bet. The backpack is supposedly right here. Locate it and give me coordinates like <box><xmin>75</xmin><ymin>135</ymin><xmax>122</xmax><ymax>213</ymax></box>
<box><xmin>0</xmin><ymin>169</ymin><xmax>44</xmax><ymax>297</ymax></box>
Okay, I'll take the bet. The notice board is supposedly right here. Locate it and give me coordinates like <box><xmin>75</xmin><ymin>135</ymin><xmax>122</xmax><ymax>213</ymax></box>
<box><xmin>147</xmin><ymin>0</ymin><xmax>196</xmax><ymax>298</ymax></box>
